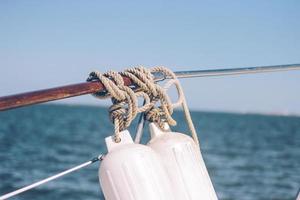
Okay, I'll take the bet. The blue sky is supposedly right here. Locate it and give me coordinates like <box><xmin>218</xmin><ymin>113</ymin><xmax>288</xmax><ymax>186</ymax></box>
<box><xmin>0</xmin><ymin>1</ymin><xmax>299</xmax><ymax>114</ymax></box>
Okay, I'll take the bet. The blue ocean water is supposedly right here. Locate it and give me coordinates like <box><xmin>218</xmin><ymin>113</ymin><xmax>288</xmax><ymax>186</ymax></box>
<box><xmin>0</xmin><ymin>104</ymin><xmax>299</xmax><ymax>200</ymax></box>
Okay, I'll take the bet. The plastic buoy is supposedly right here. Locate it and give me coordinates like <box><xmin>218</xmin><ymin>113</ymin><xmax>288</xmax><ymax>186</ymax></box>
<box><xmin>148</xmin><ymin>123</ymin><xmax>218</xmax><ymax>200</ymax></box>
<box><xmin>99</xmin><ymin>130</ymin><xmax>174</xmax><ymax>200</ymax></box>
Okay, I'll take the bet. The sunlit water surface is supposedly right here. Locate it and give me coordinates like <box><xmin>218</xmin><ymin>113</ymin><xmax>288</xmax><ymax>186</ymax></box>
<box><xmin>0</xmin><ymin>105</ymin><xmax>299</xmax><ymax>200</ymax></box>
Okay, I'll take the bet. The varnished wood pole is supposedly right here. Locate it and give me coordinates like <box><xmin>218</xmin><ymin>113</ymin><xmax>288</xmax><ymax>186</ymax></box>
<box><xmin>1</xmin><ymin>64</ymin><xmax>300</xmax><ymax>111</ymax></box>
<box><xmin>0</xmin><ymin>77</ymin><xmax>133</xmax><ymax>111</ymax></box>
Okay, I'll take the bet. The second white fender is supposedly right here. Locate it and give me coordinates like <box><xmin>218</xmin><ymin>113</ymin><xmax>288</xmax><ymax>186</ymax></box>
<box><xmin>147</xmin><ymin>123</ymin><xmax>218</xmax><ymax>200</ymax></box>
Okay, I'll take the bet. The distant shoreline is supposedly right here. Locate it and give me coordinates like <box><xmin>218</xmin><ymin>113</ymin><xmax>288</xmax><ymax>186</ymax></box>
<box><xmin>22</xmin><ymin>102</ymin><xmax>300</xmax><ymax>118</ymax></box>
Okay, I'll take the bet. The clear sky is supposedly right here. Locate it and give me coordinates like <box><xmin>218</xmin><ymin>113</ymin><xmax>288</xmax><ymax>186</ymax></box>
<box><xmin>0</xmin><ymin>1</ymin><xmax>299</xmax><ymax>115</ymax></box>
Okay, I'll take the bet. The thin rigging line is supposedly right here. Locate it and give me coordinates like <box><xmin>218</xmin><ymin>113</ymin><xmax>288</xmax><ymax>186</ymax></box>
<box><xmin>0</xmin><ymin>154</ymin><xmax>104</xmax><ymax>200</ymax></box>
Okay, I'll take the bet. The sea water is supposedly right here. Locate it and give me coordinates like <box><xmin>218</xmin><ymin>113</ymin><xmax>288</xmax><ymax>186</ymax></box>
<box><xmin>0</xmin><ymin>104</ymin><xmax>299</xmax><ymax>200</ymax></box>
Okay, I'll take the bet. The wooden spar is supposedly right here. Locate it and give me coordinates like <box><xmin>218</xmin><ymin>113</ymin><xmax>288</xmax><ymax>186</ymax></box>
<box><xmin>0</xmin><ymin>77</ymin><xmax>133</xmax><ymax>111</ymax></box>
<box><xmin>1</xmin><ymin>64</ymin><xmax>300</xmax><ymax>111</ymax></box>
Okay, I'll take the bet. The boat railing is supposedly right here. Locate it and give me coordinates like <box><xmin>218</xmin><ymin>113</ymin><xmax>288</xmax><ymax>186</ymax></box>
<box><xmin>0</xmin><ymin>63</ymin><xmax>300</xmax><ymax>111</ymax></box>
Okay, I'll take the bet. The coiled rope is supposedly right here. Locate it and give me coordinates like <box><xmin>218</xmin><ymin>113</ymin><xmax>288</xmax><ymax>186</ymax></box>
<box><xmin>88</xmin><ymin>66</ymin><xmax>199</xmax><ymax>145</ymax></box>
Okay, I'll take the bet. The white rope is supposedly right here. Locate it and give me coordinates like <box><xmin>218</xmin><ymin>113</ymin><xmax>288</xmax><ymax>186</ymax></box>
<box><xmin>0</xmin><ymin>154</ymin><xmax>104</xmax><ymax>200</ymax></box>
<box><xmin>147</xmin><ymin>67</ymin><xmax>200</xmax><ymax>145</ymax></box>
<box><xmin>128</xmin><ymin>66</ymin><xmax>200</xmax><ymax>145</ymax></box>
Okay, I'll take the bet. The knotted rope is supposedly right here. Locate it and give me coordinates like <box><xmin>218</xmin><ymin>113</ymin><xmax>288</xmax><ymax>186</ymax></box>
<box><xmin>148</xmin><ymin>67</ymin><xmax>199</xmax><ymax>145</ymax></box>
<box><xmin>88</xmin><ymin>66</ymin><xmax>199</xmax><ymax>145</ymax></box>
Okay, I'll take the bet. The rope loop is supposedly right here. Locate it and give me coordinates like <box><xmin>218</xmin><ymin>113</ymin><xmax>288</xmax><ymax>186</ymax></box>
<box><xmin>88</xmin><ymin>66</ymin><xmax>199</xmax><ymax>145</ymax></box>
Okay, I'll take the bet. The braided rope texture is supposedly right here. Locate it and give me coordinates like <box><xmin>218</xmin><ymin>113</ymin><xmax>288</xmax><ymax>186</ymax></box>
<box><xmin>88</xmin><ymin>66</ymin><xmax>199</xmax><ymax>145</ymax></box>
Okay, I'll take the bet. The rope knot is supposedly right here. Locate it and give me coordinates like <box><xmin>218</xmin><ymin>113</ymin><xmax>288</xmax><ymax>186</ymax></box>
<box><xmin>88</xmin><ymin>66</ymin><xmax>199</xmax><ymax>145</ymax></box>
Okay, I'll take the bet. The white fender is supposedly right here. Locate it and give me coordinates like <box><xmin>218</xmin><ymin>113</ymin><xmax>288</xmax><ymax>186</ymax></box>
<box><xmin>147</xmin><ymin>123</ymin><xmax>218</xmax><ymax>200</ymax></box>
<box><xmin>99</xmin><ymin>130</ymin><xmax>174</xmax><ymax>200</ymax></box>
